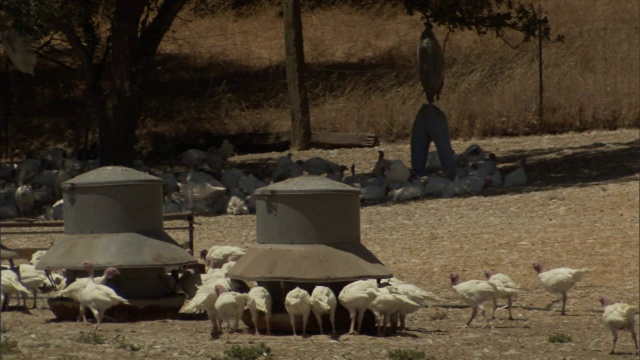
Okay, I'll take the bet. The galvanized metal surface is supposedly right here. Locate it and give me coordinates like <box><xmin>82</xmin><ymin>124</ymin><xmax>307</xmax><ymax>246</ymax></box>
<box><xmin>0</xmin><ymin>243</ymin><xmax>17</xmax><ymax>260</ymax></box>
<box><xmin>226</xmin><ymin>243</ymin><xmax>392</xmax><ymax>282</ymax></box>
<box><xmin>36</xmin><ymin>232</ymin><xmax>193</xmax><ymax>270</ymax></box>
<box><xmin>256</xmin><ymin>192</ymin><xmax>360</xmax><ymax>245</ymax></box>
<box><xmin>37</xmin><ymin>166</ymin><xmax>194</xmax><ymax>270</ymax></box>
<box><xmin>61</xmin><ymin>166</ymin><xmax>162</xmax><ymax>187</ymax></box>
<box><xmin>63</xmin><ymin>184</ymin><xmax>163</xmax><ymax>234</ymax></box>
<box><xmin>230</xmin><ymin>175</ymin><xmax>392</xmax><ymax>282</ymax></box>
<box><xmin>255</xmin><ymin>175</ymin><xmax>360</xmax><ymax>195</ymax></box>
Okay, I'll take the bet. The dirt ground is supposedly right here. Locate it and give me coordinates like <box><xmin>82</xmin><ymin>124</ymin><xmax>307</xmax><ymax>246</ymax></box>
<box><xmin>1</xmin><ymin>129</ymin><xmax>639</xmax><ymax>360</ymax></box>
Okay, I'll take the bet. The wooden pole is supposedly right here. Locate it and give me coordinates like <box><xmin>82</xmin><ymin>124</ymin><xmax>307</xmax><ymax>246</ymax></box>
<box><xmin>282</xmin><ymin>0</ymin><xmax>311</xmax><ymax>150</ymax></box>
<box><xmin>537</xmin><ymin>5</ymin><xmax>544</xmax><ymax>131</ymax></box>
<box><xmin>3</xmin><ymin>55</ymin><xmax>10</xmax><ymax>158</ymax></box>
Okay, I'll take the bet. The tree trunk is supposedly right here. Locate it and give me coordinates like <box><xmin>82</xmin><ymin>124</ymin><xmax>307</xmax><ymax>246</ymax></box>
<box><xmin>282</xmin><ymin>0</ymin><xmax>311</xmax><ymax>150</ymax></box>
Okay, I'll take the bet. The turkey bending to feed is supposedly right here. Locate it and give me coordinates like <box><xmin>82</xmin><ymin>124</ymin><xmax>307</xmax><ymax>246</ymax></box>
<box><xmin>214</xmin><ymin>286</ymin><xmax>249</xmax><ymax>342</ymax></box>
<box><xmin>310</xmin><ymin>286</ymin><xmax>338</xmax><ymax>336</ymax></box>
<box><xmin>338</xmin><ymin>280</ymin><xmax>379</xmax><ymax>335</ymax></box>
<box><xmin>247</xmin><ymin>286</ymin><xmax>273</xmax><ymax>336</ymax></box>
<box><xmin>284</xmin><ymin>287</ymin><xmax>313</xmax><ymax>337</ymax></box>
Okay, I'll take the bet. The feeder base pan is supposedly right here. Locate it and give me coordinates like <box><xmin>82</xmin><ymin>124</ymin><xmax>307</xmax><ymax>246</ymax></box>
<box><xmin>48</xmin><ymin>294</ymin><xmax>186</xmax><ymax>322</ymax></box>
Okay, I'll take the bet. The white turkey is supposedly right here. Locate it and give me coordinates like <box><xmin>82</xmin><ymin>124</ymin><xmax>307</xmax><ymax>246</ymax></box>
<box><xmin>177</xmin><ymin>268</ymin><xmax>203</xmax><ymax>299</ymax></box>
<box><xmin>484</xmin><ymin>270</ymin><xmax>521</xmax><ymax>320</ymax></box>
<box><xmin>214</xmin><ymin>286</ymin><xmax>249</xmax><ymax>342</ymax></box>
<box><xmin>503</xmin><ymin>158</ymin><xmax>528</xmax><ymax>187</ymax></box>
<box><xmin>1</xmin><ymin>269</ymin><xmax>31</xmax><ymax>310</ymax></box>
<box><xmin>532</xmin><ymin>262</ymin><xmax>592</xmax><ymax>315</ymax></box>
<box><xmin>221</xmin><ymin>168</ymin><xmax>245</xmax><ymax>190</ymax></box>
<box><xmin>79</xmin><ymin>261</ymin><xmax>129</xmax><ymax>331</ymax></box>
<box><xmin>238</xmin><ymin>174</ymin><xmax>267</xmax><ymax>194</ymax></box>
<box><xmin>247</xmin><ymin>286</ymin><xmax>273</xmax><ymax>335</ymax></box>
<box><xmin>284</xmin><ymin>287</ymin><xmax>313</xmax><ymax>336</ymax></box>
<box><xmin>272</xmin><ymin>153</ymin><xmax>303</xmax><ymax>182</ymax></box>
<box><xmin>181</xmin><ymin>281</ymin><xmax>222</xmax><ymax>337</ymax></box>
<box><xmin>422</xmin><ymin>175</ymin><xmax>451</xmax><ymax>197</ymax></box>
<box><xmin>599</xmin><ymin>296</ymin><xmax>639</xmax><ymax>355</ymax></box>
<box><xmin>393</xmin><ymin>282</ymin><xmax>444</xmax><ymax>331</ymax></box>
<box><xmin>449</xmin><ymin>273</ymin><xmax>498</xmax><ymax>328</ymax></box>
<box><xmin>226</xmin><ymin>195</ymin><xmax>249</xmax><ymax>215</ymax></box>
<box><xmin>338</xmin><ymin>280</ymin><xmax>379</xmax><ymax>335</ymax></box>
<box><xmin>201</xmin><ymin>245</ymin><xmax>246</xmax><ymax>269</ymax></box>
<box><xmin>28</xmin><ymin>250</ymin><xmax>48</xmax><ymax>266</ymax></box>
<box><xmin>217</xmin><ymin>139</ymin><xmax>235</xmax><ymax>159</ymax></box>
<box><xmin>325</xmin><ymin>165</ymin><xmax>348</xmax><ymax>183</ymax></box>
<box><xmin>16</xmin><ymin>158</ymin><xmax>42</xmax><ymax>186</ymax></box>
<box><xmin>388</xmin><ymin>176</ymin><xmax>424</xmax><ymax>202</ymax></box>
<box><xmin>372</xmin><ymin>150</ymin><xmax>411</xmax><ymax>187</ymax></box>
<box><xmin>368</xmin><ymin>289</ymin><xmax>421</xmax><ymax>336</ymax></box>
<box><xmin>296</xmin><ymin>156</ymin><xmax>343</xmax><ymax>176</ymax></box>
<box><xmin>14</xmin><ymin>184</ymin><xmax>35</xmax><ymax>216</ymax></box>
<box><xmin>310</xmin><ymin>286</ymin><xmax>337</xmax><ymax>335</ymax></box>
<box><xmin>360</xmin><ymin>182</ymin><xmax>389</xmax><ymax>203</ymax></box>
<box><xmin>17</xmin><ymin>264</ymin><xmax>48</xmax><ymax>308</ymax></box>
<box><xmin>53</xmin><ymin>266</ymin><xmax>120</xmax><ymax>322</ymax></box>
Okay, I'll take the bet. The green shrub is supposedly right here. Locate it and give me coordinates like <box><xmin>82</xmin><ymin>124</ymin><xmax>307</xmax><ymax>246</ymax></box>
<box><xmin>0</xmin><ymin>336</ymin><xmax>19</xmax><ymax>355</ymax></box>
<box><xmin>115</xmin><ymin>334</ymin><xmax>142</xmax><ymax>352</ymax></box>
<box><xmin>212</xmin><ymin>342</ymin><xmax>274</xmax><ymax>360</ymax></box>
<box><xmin>430</xmin><ymin>309</ymin><xmax>447</xmax><ymax>321</ymax></box>
<box><xmin>548</xmin><ymin>333</ymin><xmax>572</xmax><ymax>343</ymax></box>
<box><xmin>76</xmin><ymin>331</ymin><xmax>106</xmax><ymax>345</ymax></box>
<box><xmin>388</xmin><ymin>348</ymin><xmax>435</xmax><ymax>360</ymax></box>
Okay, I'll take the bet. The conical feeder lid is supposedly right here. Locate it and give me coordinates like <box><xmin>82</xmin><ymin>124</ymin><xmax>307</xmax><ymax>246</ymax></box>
<box><xmin>0</xmin><ymin>243</ymin><xmax>18</xmax><ymax>260</ymax></box>
<box><xmin>226</xmin><ymin>243</ymin><xmax>392</xmax><ymax>282</ymax></box>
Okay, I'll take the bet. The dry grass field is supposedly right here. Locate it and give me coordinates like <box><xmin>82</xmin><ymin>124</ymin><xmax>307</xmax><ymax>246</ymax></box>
<box><xmin>4</xmin><ymin>0</ymin><xmax>639</xmax><ymax>155</ymax></box>
<box><xmin>1</xmin><ymin>129</ymin><xmax>638</xmax><ymax>359</ymax></box>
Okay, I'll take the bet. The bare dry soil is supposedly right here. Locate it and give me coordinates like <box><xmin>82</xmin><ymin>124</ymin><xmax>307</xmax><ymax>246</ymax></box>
<box><xmin>1</xmin><ymin>129</ymin><xmax>639</xmax><ymax>360</ymax></box>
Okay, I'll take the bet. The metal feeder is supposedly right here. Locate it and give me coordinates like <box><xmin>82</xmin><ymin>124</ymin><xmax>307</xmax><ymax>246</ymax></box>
<box><xmin>226</xmin><ymin>175</ymin><xmax>392</xmax><ymax>333</ymax></box>
<box><xmin>36</xmin><ymin>166</ymin><xmax>195</xmax><ymax>321</ymax></box>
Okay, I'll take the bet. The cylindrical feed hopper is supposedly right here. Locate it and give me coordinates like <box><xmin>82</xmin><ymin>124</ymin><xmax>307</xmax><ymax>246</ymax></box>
<box><xmin>36</xmin><ymin>166</ymin><xmax>195</xmax><ymax>321</ymax></box>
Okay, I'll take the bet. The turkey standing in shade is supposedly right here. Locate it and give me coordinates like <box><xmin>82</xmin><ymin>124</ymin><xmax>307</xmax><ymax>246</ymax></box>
<box><xmin>247</xmin><ymin>286</ymin><xmax>273</xmax><ymax>336</ymax></box>
<box><xmin>214</xmin><ymin>286</ymin><xmax>249</xmax><ymax>342</ymax></box>
<box><xmin>284</xmin><ymin>287</ymin><xmax>313</xmax><ymax>337</ymax></box>
<box><xmin>310</xmin><ymin>286</ymin><xmax>337</xmax><ymax>336</ymax></box>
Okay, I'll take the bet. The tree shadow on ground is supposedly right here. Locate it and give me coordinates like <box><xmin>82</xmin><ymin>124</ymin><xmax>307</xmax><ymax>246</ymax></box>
<box><xmin>482</xmin><ymin>138</ymin><xmax>639</xmax><ymax>197</ymax></box>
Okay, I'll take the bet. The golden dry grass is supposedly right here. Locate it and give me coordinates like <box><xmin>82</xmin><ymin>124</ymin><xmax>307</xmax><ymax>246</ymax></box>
<box><xmin>155</xmin><ymin>0</ymin><xmax>639</xmax><ymax>142</ymax></box>
<box><xmin>3</xmin><ymin>1</ymin><xmax>638</xmax><ymax>157</ymax></box>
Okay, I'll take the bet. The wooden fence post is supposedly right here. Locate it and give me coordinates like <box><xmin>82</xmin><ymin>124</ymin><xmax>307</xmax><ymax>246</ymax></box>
<box><xmin>282</xmin><ymin>0</ymin><xmax>311</xmax><ymax>150</ymax></box>
<box><xmin>537</xmin><ymin>4</ymin><xmax>544</xmax><ymax>131</ymax></box>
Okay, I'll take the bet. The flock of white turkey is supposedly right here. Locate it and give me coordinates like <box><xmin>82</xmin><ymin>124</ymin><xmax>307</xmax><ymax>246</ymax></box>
<box><xmin>2</xmin><ymin>246</ymin><xmax>637</xmax><ymax>355</ymax></box>
<box><xmin>0</xmin><ymin>139</ymin><xmax>529</xmax><ymax>220</ymax></box>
